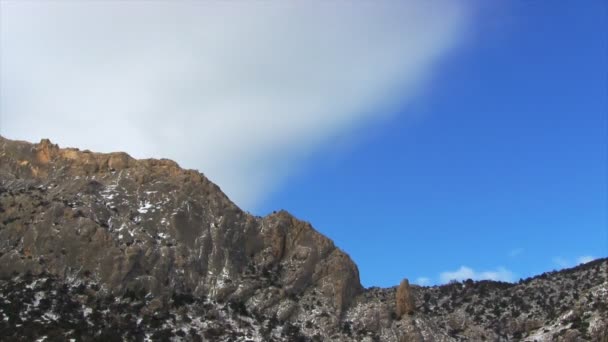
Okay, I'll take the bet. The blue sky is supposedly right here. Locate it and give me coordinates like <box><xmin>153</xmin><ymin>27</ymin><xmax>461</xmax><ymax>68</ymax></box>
<box><xmin>1</xmin><ymin>1</ymin><xmax>606</xmax><ymax>288</ymax></box>
<box><xmin>257</xmin><ymin>1</ymin><xmax>608</xmax><ymax>287</ymax></box>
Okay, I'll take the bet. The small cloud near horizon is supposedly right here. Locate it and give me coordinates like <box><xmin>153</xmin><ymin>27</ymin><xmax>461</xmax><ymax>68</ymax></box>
<box><xmin>576</xmin><ymin>255</ymin><xmax>595</xmax><ymax>264</ymax></box>
<box><xmin>439</xmin><ymin>266</ymin><xmax>515</xmax><ymax>283</ymax></box>
<box><xmin>553</xmin><ymin>255</ymin><xmax>596</xmax><ymax>269</ymax></box>
<box><xmin>415</xmin><ymin>277</ymin><xmax>431</xmax><ymax>286</ymax></box>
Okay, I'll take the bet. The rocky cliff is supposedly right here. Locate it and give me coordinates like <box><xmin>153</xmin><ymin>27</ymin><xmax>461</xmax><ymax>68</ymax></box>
<box><xmin>0</xmin><ymin>137</ymin><xmax>606</xmax><ymax>341</ymax></box>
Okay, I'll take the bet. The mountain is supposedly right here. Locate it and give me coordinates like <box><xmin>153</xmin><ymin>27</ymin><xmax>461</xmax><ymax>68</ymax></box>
<box><xmin>0</xmin><ymin>136</ymin><xmax>606</xmax><ymax>341</ymax></box>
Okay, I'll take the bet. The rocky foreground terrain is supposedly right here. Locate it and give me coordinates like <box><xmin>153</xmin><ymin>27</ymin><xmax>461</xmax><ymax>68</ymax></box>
<box><xmin>0</xmin><ymin>136</ymin><xmax>606</xmax><ymax>341</ymax></box>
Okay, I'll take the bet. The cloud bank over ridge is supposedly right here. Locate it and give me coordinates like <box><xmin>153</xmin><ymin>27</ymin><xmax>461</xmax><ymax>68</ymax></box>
<box><xmin>1</xmin><ymin>1</ymin><xmax>473</xmax><ymax>209</ymax></box>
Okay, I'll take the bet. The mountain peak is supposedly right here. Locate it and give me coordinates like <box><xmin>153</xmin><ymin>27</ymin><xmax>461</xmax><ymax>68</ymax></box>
<box><xmin>0</xmin><ymin>136</ymin><xmax>362</xmax><ymax>311</ymax></box>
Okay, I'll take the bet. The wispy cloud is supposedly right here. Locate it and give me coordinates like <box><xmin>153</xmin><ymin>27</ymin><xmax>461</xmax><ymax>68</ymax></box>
<box><xmin>415</xmin><ymin>277</ymin><xmax>431</xmax><ymax>286</ymax></box>
<box><xmin>553</xmin><ymin>255</ymin><xmax>596</xmax><ymax>269</ymax></box>
<box><xmin>553</xmin><ymin>257</ymin><xmax>571</xmax><ymax>269</ymax></box>
<box><xmin>577</xmin><ymin>256</ymin><xmax>595</xmax><ymax>264</ymax></box>
<box><xmin>508</xmin><ymin>248</ymin><xmax>523</xmax><ymax>258</ymax></box>
<box><xmin>0</xmin><ymin>1</ymin><xmax>474</xmax><ymax>209</ymax></box>
<box><xmin>439</xmin><ymin>266</ymin><xmax>515</xmax><ymax>283</ymax></box>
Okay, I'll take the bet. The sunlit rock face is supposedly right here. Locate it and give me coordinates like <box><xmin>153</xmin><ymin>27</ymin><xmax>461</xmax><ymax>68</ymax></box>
<box><xmin>0</xmin><ymin>136</ymin><xmax>606</xmax><ymax>341</ymax></box>
<box><xmin>396</xmin><ymin>279</ymin><xmax>415</xmax><ymax>318</ymax></box>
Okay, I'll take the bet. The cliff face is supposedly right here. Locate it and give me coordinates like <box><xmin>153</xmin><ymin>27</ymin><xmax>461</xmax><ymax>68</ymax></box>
<box><xmin>0</xmin><ymin>137</ymin><xmax>361</xmax><ymax>326</ymax></box>
<box><xmin>0</xmin><ymin>137</ymin><xmax>606</xmax><ymax>341</ymax></box>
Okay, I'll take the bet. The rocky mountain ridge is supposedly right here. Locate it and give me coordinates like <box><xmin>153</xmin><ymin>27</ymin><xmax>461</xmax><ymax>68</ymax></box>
<box><xmin>0</xmin><ymin>136</ymin><xmax>606</xmax><ymax>341</ymax></box>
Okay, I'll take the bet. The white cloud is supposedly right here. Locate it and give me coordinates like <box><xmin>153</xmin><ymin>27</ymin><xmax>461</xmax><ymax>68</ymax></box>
<box><xmin>577</xmin><ymin>256</ymin><xmax>595</xmax><ymax>265</ymax></box>
<box><xmin>439</xmin><ymin>266</ymin><xmax>515</xmax><ymax>283</ymax></box>
<box><xmin>415</xmin><ymin>277</ymin><xmax>431</xmax><ymax>286</ymax></box>
<box><xmin>553</xmin><ymin>257</ymin><xmax>571</xmax><ymax>269</ymax></box>
<box><xmin>0</xmin><ymin>1</ymin><xmax>473</xmax><ymax>209</ymax></box>
<box><xmin>553</xmin><ymin>255</ymin><xmax>596</xmax><ymax>269</ymax></box>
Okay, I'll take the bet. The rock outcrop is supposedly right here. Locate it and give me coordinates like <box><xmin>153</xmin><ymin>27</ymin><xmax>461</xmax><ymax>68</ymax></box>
<box><xmin>0</xmin><ymin>136</ymin><xmax>606</xmax><ymax>341</ymax></box>
<box><xmin>396</xmin><ymin>279</ymin><xmax>415</xmax><ymax>317</ymax></box>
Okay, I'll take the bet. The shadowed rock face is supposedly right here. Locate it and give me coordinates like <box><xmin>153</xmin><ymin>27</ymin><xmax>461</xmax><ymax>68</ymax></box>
<box><xmin>0</xmin><ymin>136</ymin><xmax>606</xmax><ymax>341</ymax></box>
